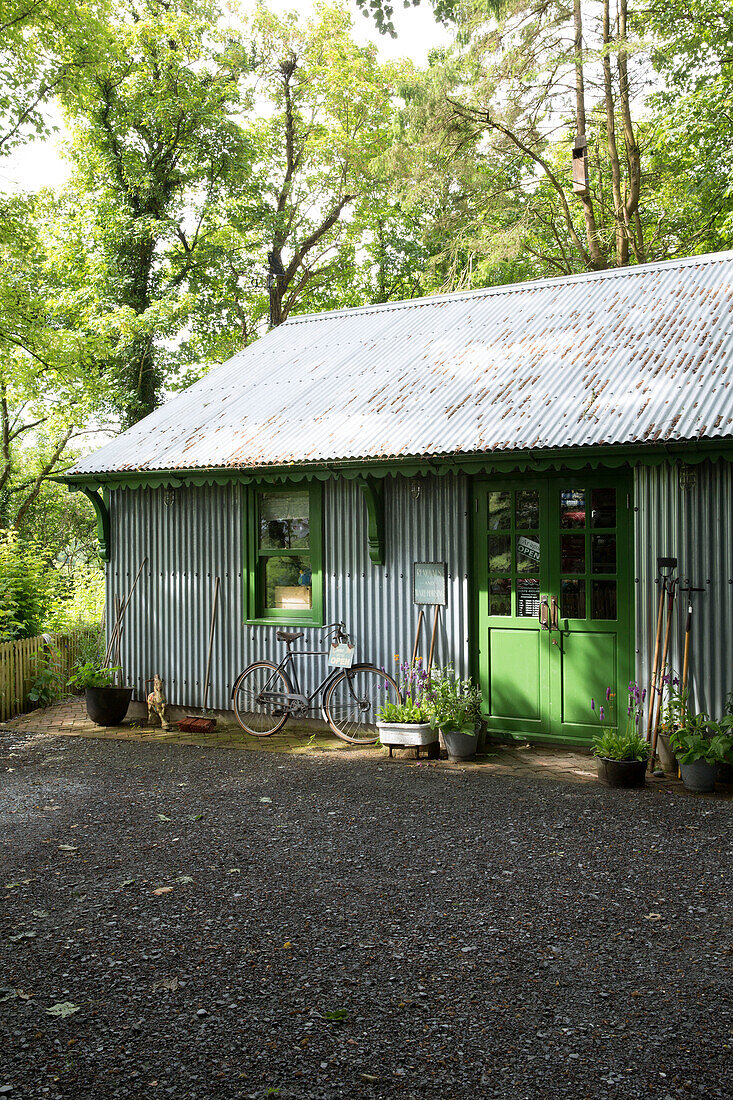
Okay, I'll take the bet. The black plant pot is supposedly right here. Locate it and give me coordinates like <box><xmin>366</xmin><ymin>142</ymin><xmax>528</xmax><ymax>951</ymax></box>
<box><xmin>85</xmin><ymin>686</ymin><xmax>133</xmax><ymax>727</ymax></box>
<box><xmin>597</xmin><ymin>757</ymin><xmax>647</xmax><ymax>789</ymax></box>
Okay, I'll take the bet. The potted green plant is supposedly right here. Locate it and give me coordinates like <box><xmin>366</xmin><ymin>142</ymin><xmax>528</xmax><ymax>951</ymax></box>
<box><xmin>655</xmin><ymin>674</ymin><xmax>685</xmax><ymax>775</ymax></box>
<box><xmin>670</xmin><ymin>712</ymin><xmax>733</xmax><ymax>793</ymax></box>
<box><xmin>425</xmin><ymin>667</ymin><xmax>483</xmax><ymax>761</ymax></box>
<box><xmin>592</xmin><ymin>684</ymin><xmax>650</xmax><ymax>788</ymax></box>
<box><xmin>718</xmin><ymin>696</ymin><xmax>733</xmax><ymax>785</ymax></box>
<box><xmin>376</xmin><ymin>659</ymin><xmax>437</xmax><ymax>754</ymax></box>
<box><xmin>68</xmin><ymin>662</ymin><xmax>132</xmax><ymax>726</ymax></box>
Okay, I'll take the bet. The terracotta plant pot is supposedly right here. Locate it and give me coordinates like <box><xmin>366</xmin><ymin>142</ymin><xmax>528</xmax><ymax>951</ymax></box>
<box><xmin>679</xmin><ymin>759</ymin><xmax>717</xmax><ymax>793</ymax></box>
<box><xmin>85</xmin><ymin>686</ymin><xmax>133</xmax><ymax>727</ymax></box>
<box><xmin>596</xmin><ymin>757</ymin><xmax>647</xmax><ymax>789</ymax></box>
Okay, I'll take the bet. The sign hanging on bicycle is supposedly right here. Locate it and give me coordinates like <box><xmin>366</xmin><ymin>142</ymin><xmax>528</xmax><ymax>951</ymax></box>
<box><xmin>328</xmin><ymin>642</ymin><xmax>355</xmax><ymax>668</ymax></box>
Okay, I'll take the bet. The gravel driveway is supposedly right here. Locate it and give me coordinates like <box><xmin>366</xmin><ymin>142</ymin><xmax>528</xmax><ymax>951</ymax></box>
<box><xmin>1</xmin><ymin>729</ymin><xmax>731</xmax><ymax>1100</ymax></box>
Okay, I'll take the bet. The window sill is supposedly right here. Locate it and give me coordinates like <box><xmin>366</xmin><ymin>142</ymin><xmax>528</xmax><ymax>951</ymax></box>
<box><xmin>245</xmin><ymin>617</ymin><xmax>324</xmax><ymax>628</ymax></box>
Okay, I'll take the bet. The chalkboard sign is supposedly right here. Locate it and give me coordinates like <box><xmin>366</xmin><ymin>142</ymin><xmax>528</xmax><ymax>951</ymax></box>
<box><xmin>413</xmin><ymin>561</ymin><xmax>447</xmax><ymax>606</ymax></box>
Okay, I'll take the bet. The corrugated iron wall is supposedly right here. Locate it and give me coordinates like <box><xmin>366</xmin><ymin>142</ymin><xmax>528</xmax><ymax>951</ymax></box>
<box><xmin>634</xmin><ymin>459</ymin><xmax>733</xmax><ymax>717</ymax></box>
<box><xmin>107</xmin><ymin>460</ymin><xmax>731</xmax><ymax>722</ymax></box>
<box><xmin>106</xmin><ymin>473</ymin><xmax>470</xmax><ymax>710</ymax></box>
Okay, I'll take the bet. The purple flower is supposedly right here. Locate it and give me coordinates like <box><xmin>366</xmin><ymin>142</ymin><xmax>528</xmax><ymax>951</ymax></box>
<box><xmin>591</xmin><ymin>698</ymin><xmax>595</xmax><ymax>711</ymax></box>
<box><xmin>599</xmin><ymin>706</ymin><xmax>605</xmax><ymax>720</ymax></box>
<box><xmin>606</xmin><ymin>686</ymin><xmax>612</xmax><ymax>701</ymax></box>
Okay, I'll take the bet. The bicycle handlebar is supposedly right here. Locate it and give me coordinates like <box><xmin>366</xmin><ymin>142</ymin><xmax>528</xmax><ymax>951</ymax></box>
<box><xmin>321</xmin><ymin>621</ymin><xmax>349</xmax><ymax>645</ymax></box>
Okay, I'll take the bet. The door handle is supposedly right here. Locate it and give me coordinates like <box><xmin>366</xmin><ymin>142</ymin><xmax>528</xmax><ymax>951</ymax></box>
<box><xmin>538</xmin><ymin>596</ymin><xmax>550</xmax><ymax>630</ymax></box>
<box><xmin>550</xmin><ymin>596</ymin><xmax>559</xmax><ymax>632</ymax></box>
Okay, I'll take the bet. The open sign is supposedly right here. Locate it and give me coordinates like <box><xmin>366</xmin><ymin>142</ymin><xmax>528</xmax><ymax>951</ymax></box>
<box><xmin>517</xmin><ymin>536</ymin><xmax>540</xmax><ymax>564</ymax></box>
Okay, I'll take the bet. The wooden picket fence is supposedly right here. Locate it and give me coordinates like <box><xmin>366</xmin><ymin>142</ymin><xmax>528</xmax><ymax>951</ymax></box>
<box><xmin>0</xmin><ymin>630</ymin><xmax>98</xmax><ymax>723</ymax></box>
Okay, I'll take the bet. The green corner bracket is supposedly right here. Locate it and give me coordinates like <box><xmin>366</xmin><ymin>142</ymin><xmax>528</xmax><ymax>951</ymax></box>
<box><xmin>358</xmin><ymin>477</ymin><xmax>385</xmax><ymax>566</ymax></box>
<box><xmin>71</xmin><ymin>486</ymin><xmax>111</xmax><ymax>563</ymax></box>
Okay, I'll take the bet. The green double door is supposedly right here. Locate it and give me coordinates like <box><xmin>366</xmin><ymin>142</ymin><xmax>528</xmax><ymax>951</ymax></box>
<box><xmin>474</xmin><ymin>473</ymin><xmax>634</xmax><ymax>745</ymax></box>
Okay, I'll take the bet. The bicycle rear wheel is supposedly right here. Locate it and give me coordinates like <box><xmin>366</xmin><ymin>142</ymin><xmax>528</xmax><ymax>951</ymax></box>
<box><xmin>232</xmin><ymin>661</ymin><xmax>292</xmax><ymax>736</ymax></box>
<box><xmin>323</xmin><ymin>665</ymin><xmax>400</xmax><ymax>744</ymax></box>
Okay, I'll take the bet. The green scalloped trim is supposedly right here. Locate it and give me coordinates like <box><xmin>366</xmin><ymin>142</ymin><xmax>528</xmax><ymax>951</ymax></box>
<box><xmin>59</xmin><ymin>438</ymin><xmax>733</xmax><ymax>493</ymax></box>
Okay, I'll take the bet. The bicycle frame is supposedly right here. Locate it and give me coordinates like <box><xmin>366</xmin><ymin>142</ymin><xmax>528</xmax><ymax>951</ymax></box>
<box><xmin>267</xmin><ymin>646</ymin><xmax>345</xmax><ymax>706</ymax></box>
<box><xmin>232</xmin><ymin>622</ymin><xmax>398</xmax><ymax>742</ymax></box>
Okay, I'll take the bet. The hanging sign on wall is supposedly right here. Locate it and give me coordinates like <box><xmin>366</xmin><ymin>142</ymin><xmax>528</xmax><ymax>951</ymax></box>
<box><xmin>413</xmin><ymin>561</ymin><xmax>448</xmax><ymax>606</ymax></box>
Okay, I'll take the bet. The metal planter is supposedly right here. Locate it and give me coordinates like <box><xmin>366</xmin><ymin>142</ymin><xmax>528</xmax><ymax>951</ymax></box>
<box><xmin>679</xmin><ymin>759</ymin><xmax>718</xmax><ymax>793</ymax></box>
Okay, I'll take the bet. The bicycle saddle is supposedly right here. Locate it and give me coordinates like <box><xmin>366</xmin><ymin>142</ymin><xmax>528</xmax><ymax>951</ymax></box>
<box><xmin>276</xmin><ymin>630</ymin><xmax>304</xmax><ymax>644</ymax></box>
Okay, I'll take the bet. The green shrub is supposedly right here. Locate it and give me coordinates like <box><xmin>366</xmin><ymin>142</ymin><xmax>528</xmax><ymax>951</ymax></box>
<box><xmin>47</xmin><ymin>563</ymin><xmax>105</xmax><ymax>634</ymax></box>
<box><xmin>67</xmin><ymin>662</ymin><xmax>120</xmax><ymax>690</ymax></box>
<box><xmin>29</xmin><ymin>649</ymin><xmax>66</xmax><ymax>707</ymax></box>
<box><xmin>0</xmin><ymin>530</ymin><xmax>59</xmax><ymax>641</ymax></box>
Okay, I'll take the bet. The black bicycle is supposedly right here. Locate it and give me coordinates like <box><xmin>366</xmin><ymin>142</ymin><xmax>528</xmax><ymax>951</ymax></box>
<box><xmin>231</xmin><ymin>622</ymin><xmax>400</xmax><ymax>744</ymax></box>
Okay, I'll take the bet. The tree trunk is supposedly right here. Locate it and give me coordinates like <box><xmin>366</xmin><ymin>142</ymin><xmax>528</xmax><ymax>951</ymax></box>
<box><xmin>618</xmin><ymin>0</ymin><xmax>644</xmax><ymax>262</ymax></box>
<box><xmin>602</xmin><ymin>0</ymin><xmax>628</xmax><ymax>265</ymax></box>
<box><xmin>573</xmin><ymin>0</ymin><xmax>605</xmax><ymax>269</ymax></box>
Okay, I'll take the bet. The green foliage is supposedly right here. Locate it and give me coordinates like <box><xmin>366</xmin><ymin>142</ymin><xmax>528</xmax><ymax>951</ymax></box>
<box><xmin>0</xmin><ymin>193</ymin><xmax>115</xmax><ymax>528</ymax></box>
<box><xmin>67</xmin><ymin>662</ymin><xmax>120</xmax><ymax>690</ymax></box>
<box><xmin>47</xmin><ymin>564</ymin><xmax>105</xmax><ymax>634</ymax></box>
<box><xmin>57</xmin><ymin>0</ymin><xmax>257</xmax><ymax>424</ymax></box>
<box><xmin>377</xmin><ymin>695</ymin><xmax>431</xmax><ymax>724</ymax></box>
<box><xmin>28</xmin><ymin>649</ymin><xmax>66</xmax><ymax>707</ymax></box>
<box><xmin>592</xmin><ymin>727</ymin><xmax>650</xmax><ymax>763</ymax></box>
<box><xmin>0</xmin><ymin>530</ymin><xmax>59</xmax><ymax>641</ymax></box>
<box><xmin>0</xmin><ymin>0</ymin><xmax>110</xmax><ymax>156</ymax></box>
<box><xmin>669</xmin><ymin>713</ymin><xmax>733</xmax><ymax>766</ymax></box>
<box><xmin>424</xmin><ymin>666</ymin><xmax>482</xmax><ymax>733</ymax></box>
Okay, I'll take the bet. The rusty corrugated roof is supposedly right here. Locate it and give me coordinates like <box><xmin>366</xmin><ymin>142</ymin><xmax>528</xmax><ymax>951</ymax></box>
<box><xmin>69</xmin><ymin>251</ymin><xmax>733</xmax><ymax>476</ymax></box>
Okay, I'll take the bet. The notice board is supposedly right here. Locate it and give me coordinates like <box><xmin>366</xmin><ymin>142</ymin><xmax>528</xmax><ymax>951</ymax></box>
<box><xmin>413</xmin><ymin>561</ymin><xmax>448</xmax><ymax>606</ymax></box>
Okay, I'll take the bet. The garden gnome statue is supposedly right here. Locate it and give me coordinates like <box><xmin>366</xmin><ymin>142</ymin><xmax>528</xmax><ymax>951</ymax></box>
<box><xmin>147</xmin><ymin>674</ymin><xmax>170</xmax><ymax>730</ymax></box>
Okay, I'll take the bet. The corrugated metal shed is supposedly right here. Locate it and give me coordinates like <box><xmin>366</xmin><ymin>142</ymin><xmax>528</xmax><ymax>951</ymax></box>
<box><xmin>70</xmin><ymin>251</ymin><xmax>733</xmax><ymax>478</ymax></box>
<box><xmin>107</xmin><ymin>474</ymin><xmax>471</xmax><ymax>709</ymax></box>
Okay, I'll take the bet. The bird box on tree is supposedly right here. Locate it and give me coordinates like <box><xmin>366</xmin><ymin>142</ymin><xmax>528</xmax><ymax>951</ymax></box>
<box><xmin>572</xmin><ymin>134</ymin><xmax>589</xmax><ymax>195</ymax></box>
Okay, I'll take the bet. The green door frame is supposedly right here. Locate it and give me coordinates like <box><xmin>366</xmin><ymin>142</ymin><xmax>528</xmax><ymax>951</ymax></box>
<box><xmin>471</xmin><ymin>469</ymin><xmax>635</xmax><ymax>747</ymax></box>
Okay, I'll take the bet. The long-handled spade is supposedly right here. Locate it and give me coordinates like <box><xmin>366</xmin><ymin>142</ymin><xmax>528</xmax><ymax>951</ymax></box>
<box><xmin>649</xmin><ymin>571</ymin><xmax>679</xmax><ymax>772</ymax></box>
<box><xmin>680</xmin><ymin>583</ymin><xmax>705</xmax><ymax>707</ymax></box>
<box><xmin>646</xmin><ymin>557</ymin><xmax>677</xmax><ymax>749</ymax></box>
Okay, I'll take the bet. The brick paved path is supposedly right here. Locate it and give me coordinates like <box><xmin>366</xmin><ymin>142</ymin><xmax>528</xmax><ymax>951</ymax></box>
<box><xmin>5</xmin><ymin>696</ymin><xmax>732</xmax><ymax>797</ymax></box>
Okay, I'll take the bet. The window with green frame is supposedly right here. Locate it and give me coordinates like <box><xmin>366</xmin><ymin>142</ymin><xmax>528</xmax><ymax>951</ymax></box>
<box><xmin>246</xmin><ymin>483</ymin><xmax>323</xmax><ymax>625</ymax></box>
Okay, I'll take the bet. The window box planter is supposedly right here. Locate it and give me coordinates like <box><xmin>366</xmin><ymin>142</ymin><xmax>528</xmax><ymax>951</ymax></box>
<box><xmin>85</xmin><ymin>686</ymin><xmax>133</xmax><ymax>727</ymax></box>
<box><xmin>376</xmin><ymin>721</ymin><xmax>437</xmax><ymax>752</ymax></box>
<box><xmin>596</xmin><ymin>757</ymin><xmax>647</xmax><ymax>789</ymax></box>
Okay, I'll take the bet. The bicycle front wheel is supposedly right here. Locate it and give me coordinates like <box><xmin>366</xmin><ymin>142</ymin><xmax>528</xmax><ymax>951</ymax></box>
<box><xmin>233</xmin><ymin>661</ymin><xmax>292</xmax><ymax>736</ymax></box>
<box><xmin>323</xmin><ymin>665</ymin><xmax>400</xmax><ymax>745</ymax></box>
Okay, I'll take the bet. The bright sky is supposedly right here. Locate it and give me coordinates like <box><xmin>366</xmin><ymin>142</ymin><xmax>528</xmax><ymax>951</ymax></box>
<box><xmin>0</xmin><ymin>0</ymin><xmax>450</xmax><ymax>194</ymax></box>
